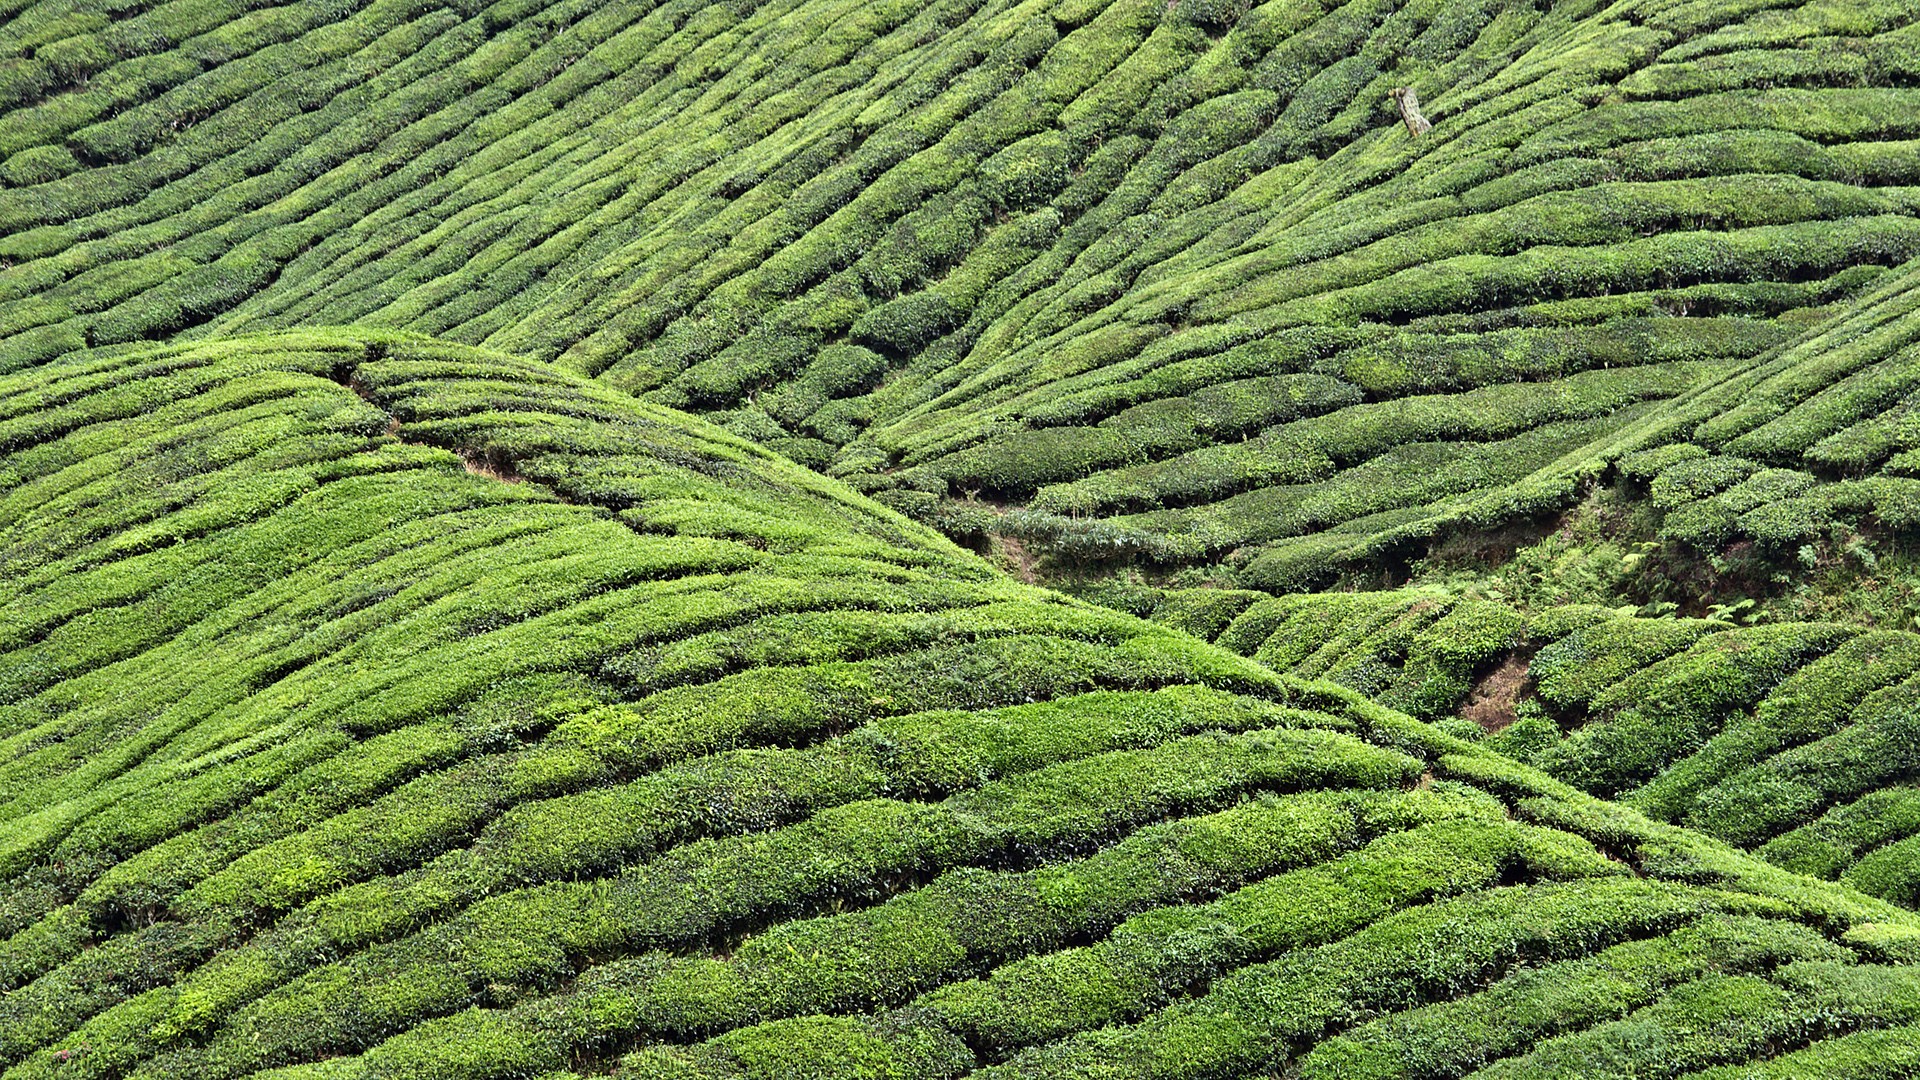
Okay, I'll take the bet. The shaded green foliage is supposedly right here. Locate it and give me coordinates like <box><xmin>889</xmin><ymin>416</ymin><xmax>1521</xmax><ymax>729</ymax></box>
<box><xmin>7</xmin><ymin>0</ymin><xmax>1920</xmax><ymax>1075</ymax></box>
<box><xmin>0</xmin><ymin>0</ymin><xmax>1914</xmax><ymax>586</ymax></box>
<box><xmin>4</xmin><ymin>331</ymin><xmax>1917</xmax><ymax>1080</ymax></box>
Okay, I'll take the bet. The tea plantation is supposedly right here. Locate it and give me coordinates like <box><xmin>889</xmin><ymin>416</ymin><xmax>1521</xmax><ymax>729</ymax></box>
<box><xmin>1</xmin><ymin>0</ymin><xmax>1917</xmax><ymax>531</ymax></box>
<box><xmin>1</xmin><ymin>331</ymin><xmax>1917</xmax><ymax>1079</ymax></box>
<box><xmin>7</xmin><ymin>0</ymin><xmax>1920</xmax><ymax>1075</ymax></box>
<box><xmin>1117</xmin><ymin>587</ymin><xmax>1920</xmax><ymax>907</ymax></box>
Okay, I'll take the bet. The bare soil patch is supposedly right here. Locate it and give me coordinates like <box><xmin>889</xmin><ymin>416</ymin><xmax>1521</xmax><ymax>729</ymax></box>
<box><xmin>1461</xmin><ymin>653</ymin><xmax>1530</xmax><ymax>733</ymax></box>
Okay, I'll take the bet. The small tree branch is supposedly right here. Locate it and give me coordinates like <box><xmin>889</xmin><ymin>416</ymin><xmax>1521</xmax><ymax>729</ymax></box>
<box><xmin>1390</xmin><ymin>87</ymin><xmax>1431</xmax><ymax>136</ymax></box>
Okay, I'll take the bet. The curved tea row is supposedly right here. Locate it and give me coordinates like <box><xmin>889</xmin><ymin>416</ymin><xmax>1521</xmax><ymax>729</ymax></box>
<box><xmin>1</xmin><ymin>0</ymin><xmax>1917</xmax><ymax>575</ymax></box>
<box><xmin>2</xmin><ymin>332</ymin><xmax>1918</xmax><ymax>1079</ymax></box>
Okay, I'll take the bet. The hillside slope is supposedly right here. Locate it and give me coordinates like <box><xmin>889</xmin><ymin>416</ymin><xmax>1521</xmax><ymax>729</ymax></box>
<box><xmin>9</xmin><ymin>0</ymin><xmax>1920</xmax><ymax>1076</ymax></box>
<box><xmin>4</xmin><ymin>333</ymin><xmax>1919</xmax><ymax>1079</ymax></box>
<box><xmin>1</xmin><ymin>0</ymin><xmax>1917</xmax><ymax>576</ymax></box>
<box><xmin>1130</xmin><ymin>586</ymin><xmax>1920</xmax><ymax>910</ymax></box>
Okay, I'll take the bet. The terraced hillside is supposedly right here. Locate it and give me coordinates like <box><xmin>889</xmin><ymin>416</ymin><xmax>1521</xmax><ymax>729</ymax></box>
<box><xmin>1135</xmin><ymin>588</ymin><xmax>1920</xmax><ymax>909</ymax></box>
<box><xmin>4</xmin><ymin>332</ymin><xmax>1920</xmax><ymax>1079</ymax></box>
<box><xmin>10</xmin><ymin>0</ymin><xmax>1920</xmax><ymax>1076</ymax></box>
<box><xmin>1096</xmin><ymin>242</ymin><xmax>1920</xmax><ymax>909</ymax></box>
<box><xmin>0</xmin><ymin>0</ymin><xmax>1917</xmax><ymax>578</ymax></box>
<box><xmin>1555</xmin><ymin>254</ymin><xmax>1920</xmax><ymax>577</ymax></box>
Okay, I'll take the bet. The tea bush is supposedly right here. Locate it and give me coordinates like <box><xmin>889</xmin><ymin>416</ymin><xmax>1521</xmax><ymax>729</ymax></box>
<box><xmin>6</xmin><ymin>331</ymin><xmax>1918</xmax><ymax>1079</ymax></box>
<box><xmin>8</xmin><ymin>0</ymin><xmax>1920</xmax><ymax>1073</ymax></box>
<box><xmin>0</xmin><ymin>0</ymin><xmax>1912</xmax><ymax>584</ymax></box>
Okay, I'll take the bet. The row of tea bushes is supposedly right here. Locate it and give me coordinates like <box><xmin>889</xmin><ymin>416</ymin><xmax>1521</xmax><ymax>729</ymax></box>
<box><xmin>8</xmin><ymin>331</ymin><xmax>1919</xmax><ymax>1079</ymax></box>
<box><xmin>1152</xmin><ymin>586</ymin><xmax>1920</xmax><ymax>916</ymax></box>
<box><xmin>823</xmin><ymin>0</ymin><xmax>1920</xmax><ymax>564</ymax></box>
<box><xmin>4</xmin><ymin>0</ymin><xmax>1917</xmax><ymax>590</ymax></box>
<box><xmin>1204</xmin><ymin>255</ymin><xmax>1920</xmax><ymax>590</ymax></box>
